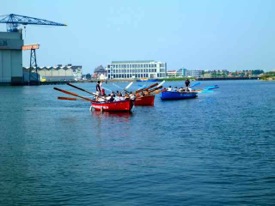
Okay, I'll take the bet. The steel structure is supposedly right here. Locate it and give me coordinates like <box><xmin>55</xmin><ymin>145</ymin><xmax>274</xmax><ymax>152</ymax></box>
<box><xmin>0</xmin><ymin>13</ymin><xmax>66</xmax><ymax>32</ymax></box>
<box><xmin>22</xmin><ymin>44</ymin><xmax>40</xmax><ymax>84</ymax></box>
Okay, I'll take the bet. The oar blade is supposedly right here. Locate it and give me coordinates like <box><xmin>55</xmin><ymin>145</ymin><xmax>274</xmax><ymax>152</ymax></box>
<box><xmin>125</xmin><ymin>82</ymin><xmax>133</xmax><ymax>90</ymax></box>
<box><xmin>158</xmin><ymin>80</ymin><xmax>165</xmax><ymax>87</ymax></box>
<box><xmin>190</xmin><ymin>82</ymin><xmax>201</xmax><ymax>88</ymax></box>
<box><xmin>58</xmin><ymin>96</ymin><xmax>78</xmax><ymax>101</ymax></box>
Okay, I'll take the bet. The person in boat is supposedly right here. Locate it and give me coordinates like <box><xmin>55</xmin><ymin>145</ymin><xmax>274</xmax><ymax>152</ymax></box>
<box><xmin>101</xmin><ymin>88</ymin><xmax>106</xmax><ymax>96</ymax></box>
<box><xmin>106</xmin><ymin>94</ymin><xmax>115</xmax><ymax>102</ymax></box>
<box><xmin>124</xmin><ymin>94</ymin><xmax>130</xmax><ymax>100</ymax></box>
<box><xmin>136</xmin><ymin>91</ymin><xmax>143</xmax><ymax>98</ymax></box>
<box><xmin>185</xmin><ymin>79</ymin><xmax>190</xmax><ymax>91</ymax></box>
<box><xmin>116</xmin><ymin>91</ymin><xmax>123</xmax><ymax>97</ymax></box>
<box><xmin>96</xmin><ymin>81</ymin><xmax>102</xmax><ymax>93</ymax></box>
<box><xmin>109</xmin><ymin>91</ymin><xmax>115</xmax><ymax>97</ymax></box>
<box><xmin>114</xmin><ymin>93</ymin><xmax>124</xmax><ymax>101</ymax></box>
<box><xmin>142</xmin><ymin>90</ymin><xmax>149</xmax><ymax>96</ymax></box>
<box><xmin>96</xmin><ymin>94</ymin><xmax>105</xmax><ymax>102</ymax></box>
<box><xmin>167</xmin><ymin>86</ymin><xmax>172</xmax><ymax>91</ymax></box>
<box><xmin>129</xmin><ymin>92</ymin><xmax>135</xmax><ymax>100</ymax></box>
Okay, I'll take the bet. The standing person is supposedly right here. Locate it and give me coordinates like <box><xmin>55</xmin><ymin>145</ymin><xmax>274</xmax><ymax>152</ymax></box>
<box><xmin>185</xmin><ymin>79</ymin><xmax>190</xmax><ymax>91</ymax></box>
<box><xmin>96</xmin><ymin>81</ymin><xmax>101</xmax><ymax>94</ymax></box>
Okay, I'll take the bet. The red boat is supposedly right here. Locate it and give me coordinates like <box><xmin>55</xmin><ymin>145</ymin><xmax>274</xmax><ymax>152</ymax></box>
<box><xmin>90</xmin><ymin>99</ymin><xmax>134</xmax><ymax>112</ymax></box>
<box><xmin>134</xmin><ymin>95</ymin><xmax>155</xmax><ymax>106</ymax></box>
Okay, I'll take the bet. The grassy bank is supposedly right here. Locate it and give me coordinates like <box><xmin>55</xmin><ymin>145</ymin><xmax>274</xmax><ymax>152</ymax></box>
<box><xmin>260</xmin><ymin>71</ymin><xmax>275</xmax><ymax>80</ymax></box>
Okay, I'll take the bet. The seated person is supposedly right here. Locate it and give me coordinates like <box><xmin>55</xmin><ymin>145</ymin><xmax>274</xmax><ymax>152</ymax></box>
<box><xmin>106</xmin><ymin>94</ymin><xmax>114</xmax><ymax>102</ymax></box>
<box><xmin>96</xmin><ymin>96</ymin><xmax>105</xmax><ymax>102</ymax></box>
<box><xmin>129</xmin><ymin>93</ymin><xmax>135</xmax><ymax>100</ymax></box>
<box><xmin>167</xmin><ymin>86</ymin><xmax>172</xmax><ymax>91</ymax></box>
<box><xmin>114</xmin><ymin>93</ymin><xmax>125</xmax><ymax>101</ymax></box>
<box><xmin>124</xmin><ymin>94</ymin><xmax>130</xmax><ymax>100</ymax></box>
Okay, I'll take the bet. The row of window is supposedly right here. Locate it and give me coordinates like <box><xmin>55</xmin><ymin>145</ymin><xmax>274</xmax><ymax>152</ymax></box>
<box><xmin>108</xmin><ymin>69</ymin><xmax>161</xmax><ymax>73</ymax></box>
<box><xmin>107</xmin><ymin>73</ymin><xmax>167</xmax><ymax>79</ymax></box>
<box><xmin>109</xmin><ymin>64</ymin><xmax>164</xmax><ymax>69</ymax></box>
<box><xmin>108</xmin><ymin>74</ymin><xmax>149</xmax><ymax>78</ymax></box>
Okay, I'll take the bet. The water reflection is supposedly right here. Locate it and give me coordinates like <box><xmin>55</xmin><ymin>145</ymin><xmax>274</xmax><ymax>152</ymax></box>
<box><xmin>91</xmin><ymin>111</ymin><xmax>133</xmax><ymax>122</ymax></box>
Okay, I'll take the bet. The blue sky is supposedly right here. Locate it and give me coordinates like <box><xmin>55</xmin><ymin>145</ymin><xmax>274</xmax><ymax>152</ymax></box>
<box><xmin>1</xmin><ymin>0</ymin><xmax>275</xmax><ymax>73</ymax></box>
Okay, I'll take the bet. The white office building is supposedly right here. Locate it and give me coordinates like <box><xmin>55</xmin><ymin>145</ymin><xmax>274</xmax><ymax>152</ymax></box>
<box><xmin>106</xmin><ymin>60</ymin><xmax>167</xmax><ymax>79</ymax></box>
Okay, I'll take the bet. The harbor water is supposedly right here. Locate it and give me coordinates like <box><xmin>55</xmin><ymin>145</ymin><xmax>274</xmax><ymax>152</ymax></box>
<box><xmin>0</xmin><ymin>80</ymin><xmax>275</xmax><ymax>205</ymax></box>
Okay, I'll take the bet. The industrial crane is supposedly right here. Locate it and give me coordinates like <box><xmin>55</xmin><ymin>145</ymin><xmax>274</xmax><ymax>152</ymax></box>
<box><xmin>0</xmin><ymin>13</ymin><xmax>66</xmax><ymax>32</ymax></box>
<box><xmin>0</xmin><ymin>13</ymin><xmax>66</xmax><ymax>84</ymax></box>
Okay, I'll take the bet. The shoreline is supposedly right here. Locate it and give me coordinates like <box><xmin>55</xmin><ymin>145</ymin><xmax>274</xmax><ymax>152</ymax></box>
<box><xmin>0</xmin><ymin>76</ymin><xmax>267</xmax><ymax>86</ymax></box>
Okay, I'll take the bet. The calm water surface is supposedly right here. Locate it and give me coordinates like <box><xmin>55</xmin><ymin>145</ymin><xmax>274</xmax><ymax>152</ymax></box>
<box><xmin>0</xmin><ymin>80</ymin><xmax>275</xmax><ymax>205</ymax></box>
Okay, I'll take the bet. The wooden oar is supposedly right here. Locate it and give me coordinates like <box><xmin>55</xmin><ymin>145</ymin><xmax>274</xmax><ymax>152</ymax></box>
<box><xmin>67</xmin><ymin>83</ymin><xmax>96</xmax><ymax>96</ymax></box>
<box><xmin>58</xmin><ymin>96</ymin><xmax>94</xmax><ymax>101</ymax></box>
<box><xmin>151</xmin><ymin>89</ymin><xmax>162</xmax><ymax>95</ymax></box>
<box><xmin>148</xmin><ymin>85</ymin><xmax>163</xmax><ymax>94</ymax></box>
<box><xmin>54</xmin><ymin>87</ymin><xmax>93</xmax><ymax>102</ymax></box>
<box><xmin>135</xmin><ymin>82</ymin><xmax>159</xmax><ymax>93</ymax></box>
<box><xmin>66</xmin><ymin>82</ymin><xmax>108</xmax><ymax>101</ymax></box>
<box><xmin>58</xmin><ymin>96</ymin><xmax>78</xmax><ymax>101</ymax></box>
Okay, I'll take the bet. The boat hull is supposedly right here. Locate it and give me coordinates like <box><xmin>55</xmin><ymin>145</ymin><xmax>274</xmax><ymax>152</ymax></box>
<box><xmin>135</xmin><ymin>95</ymin><xmax>155</xmax><ymax>106</ymax></box>
<box><xmin>91</xmin><ymin>100</ymin><xmax>134</xmax><ymax>112</ymax></box>
<box><xmin>136</xmin><ymin>78</ymin><xmax>158</xmax><ymax>82</ymax></box>
<box><xmin>160</xmin><ymin>91</ymin><xmax>198</xmax><ymax>100</ymax></box>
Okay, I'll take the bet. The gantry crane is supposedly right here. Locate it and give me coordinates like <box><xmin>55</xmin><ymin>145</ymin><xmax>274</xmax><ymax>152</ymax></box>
<box><xmin>22</xmin><ymin>44</ymin><xmax>40</xmax><ymax>84</ymax></box>
<box><xmin>0</xmin><ymin>14</ymin><xmax>66</xmax><ymax>84</ymax></box>
<box><xmin>0</xmin><ymin>13</ymin><xmax>66</xmax><ymax>32</ymax></box>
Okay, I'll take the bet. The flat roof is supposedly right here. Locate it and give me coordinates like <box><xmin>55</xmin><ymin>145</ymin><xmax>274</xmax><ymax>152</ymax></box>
<box><xmin>111</xmin><ymin>60</ymin><xmax>155</xmax><ymax>64</ymax></box>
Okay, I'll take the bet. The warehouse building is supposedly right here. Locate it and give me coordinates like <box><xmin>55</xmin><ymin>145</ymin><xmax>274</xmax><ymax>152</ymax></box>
<box><xmin>23</xmin><ymin>64</ymin><xmax>82</xmax><ymax>82</ymax></box>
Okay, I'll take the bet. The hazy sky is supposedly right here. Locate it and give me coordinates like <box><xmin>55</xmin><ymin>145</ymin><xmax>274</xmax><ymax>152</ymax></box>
<box><xmin>1</xmin><ymin>0</ymin><xmax>275</xmax><ymax>73</ymax></box>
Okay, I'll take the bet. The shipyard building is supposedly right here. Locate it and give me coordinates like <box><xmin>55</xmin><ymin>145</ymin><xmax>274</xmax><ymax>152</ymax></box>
<box><xmin>106</xmin><ymin>60</ymin><xmax>167</xmax><ymax>79</ymax></box>
<box><xmin>0</xmin><ymin>31</ymin><xmax>24</xmax><ymax>85</ymax></box>
<box><xmin>23</xmin><ymin>64</ymin><xmax>82</xmax><ymax>82</ymax></box>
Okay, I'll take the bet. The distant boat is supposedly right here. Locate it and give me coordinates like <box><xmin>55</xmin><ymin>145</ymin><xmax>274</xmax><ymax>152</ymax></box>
<box><xmin>204</xmin><ymin>85</ymin><xmax>219</xmax><ymax>90</ymax></box>
<box><xmin>160</xmin><ymin>91</ymin><xmax>198</xmax><ymax>100</ymax></box>
<box><xmin>136</xmin><ymin>78</ymin><xmax>159</xmax><ymax>82</ymax></box>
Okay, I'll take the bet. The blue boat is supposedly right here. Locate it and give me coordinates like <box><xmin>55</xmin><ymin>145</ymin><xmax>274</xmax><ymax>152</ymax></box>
<box><xmin>160</xmin><ymin>91</ymin><xmax>198</xmax><ymax>100</ymax></box>
<box><xmin>136</xmin><ymin>78</ymin><xmax>159</xmax><ymax>82</ymax></box>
